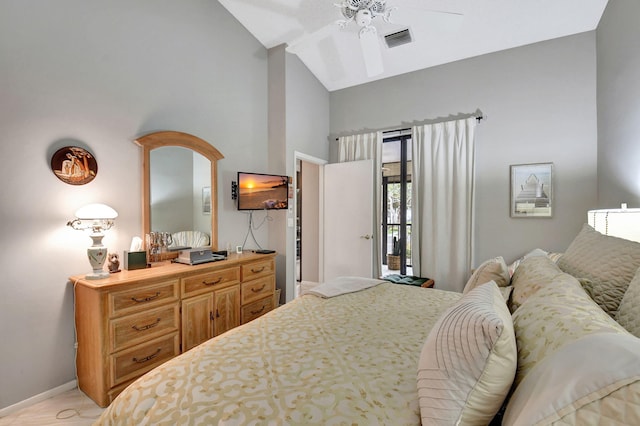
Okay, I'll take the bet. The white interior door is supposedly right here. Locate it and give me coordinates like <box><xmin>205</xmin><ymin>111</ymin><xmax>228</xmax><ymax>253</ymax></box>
<box><xmin>323</xmin><ymin>159</ymin><xmax>374</xmax><ymax>281</ymax></box>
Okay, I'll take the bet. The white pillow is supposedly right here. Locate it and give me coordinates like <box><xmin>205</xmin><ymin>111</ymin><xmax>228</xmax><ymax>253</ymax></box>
<box><xmin>503</xmin><ymin>333</ymin><xmax>640</xmax><ymax>425</ymax></box>
<box><xmin>417</xmin><ymin>281</ymin><xmax>517</xmax><ymax>425</ymax></box>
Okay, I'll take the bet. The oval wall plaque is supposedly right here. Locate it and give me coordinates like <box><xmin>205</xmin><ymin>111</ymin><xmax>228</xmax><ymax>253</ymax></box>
<box><xmin>51</xmin><ymin>146</ymin><xmax>98</xmax><ymax>185</ymax></box>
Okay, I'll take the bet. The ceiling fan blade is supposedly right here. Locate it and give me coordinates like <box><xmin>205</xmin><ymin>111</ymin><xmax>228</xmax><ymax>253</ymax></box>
<box><xmin>359</xmin><ymin>27</ymin><xmax>383</xmax><ymax>77</ymax></box>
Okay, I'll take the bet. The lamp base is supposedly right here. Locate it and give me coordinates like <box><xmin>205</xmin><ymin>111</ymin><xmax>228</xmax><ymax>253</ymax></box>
<box><xmin>86</xmin><ymin>241</ymin><xmax>108</xmax><ymax>280</ymax></box>
<box><xmin>85</xmin><ymin>270</ymin><xmax>110</xmax><ymax>280</ymax></box>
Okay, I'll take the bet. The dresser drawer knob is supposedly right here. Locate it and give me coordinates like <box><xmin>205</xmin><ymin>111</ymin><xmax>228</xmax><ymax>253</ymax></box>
<box><xmin>132</xmin><ymin>318</ymin><xmax>161</xmax><ymax>331</ymax></box>
<box><xmin>203</xmin><ymin>277</ymin><xmax>222</xmax><ymax>286</ymax></box>
<box><xmin>132</xmin><ymin>348</ymin><xmax>161</xmax><ymax>363</ymax></box>
<box><xmin>131</xmin><ymin>292</ymin><xmax>160</xmax><ymax>303</ymax></box>
<box><xmin>250</xmin><ymin>305</ymin><xmax>266</xmax><ymax>315</ymax></box>
<box><xmin>250</xmin><ymin>266</ymin><xmax>265</xmax><ymax>273</ymax></box>
<box><xmin>251</xmin><ymin>284</ymin><xmax>266</xmax><ymax>293</ymax></box>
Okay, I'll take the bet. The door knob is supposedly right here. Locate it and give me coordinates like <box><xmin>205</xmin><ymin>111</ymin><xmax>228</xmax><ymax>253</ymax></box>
<box><xmin>360</xmin><ymin>234</ymin><xmax>373</xmax><ymax>240</ymax></box>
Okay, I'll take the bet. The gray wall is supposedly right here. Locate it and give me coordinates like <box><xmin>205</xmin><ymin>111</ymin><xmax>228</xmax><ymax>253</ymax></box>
<box><xmin>267</xmin><ymin>46</ymin><xmax>330</xmax><ymax>303</ymax></box>
<box><xmin>0</xmin><ymin>0</ymin><xmax>269</xmax><ymax>410</ymax></box>
<box><xmin>596</xmin><ymin>0</ymin><xmax>640</xmax><ymax>208</ymax></box>
<box><xmin>330</xmin><ymin>33</ymin><xmax>599</xmax><ymax>268</ymax></box>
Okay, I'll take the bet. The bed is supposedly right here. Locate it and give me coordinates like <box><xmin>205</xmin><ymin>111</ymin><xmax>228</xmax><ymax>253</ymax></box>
<box><xmin>95</xmin><ymin>280</ymin><xmax>461</xmax><ymax>425</ymax></box>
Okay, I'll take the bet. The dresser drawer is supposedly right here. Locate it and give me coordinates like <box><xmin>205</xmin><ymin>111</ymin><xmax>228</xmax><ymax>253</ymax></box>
<box><xmin>182</xmin><ymin>267</ymin><xmax>240</xmax><ymax>297</ymax></box>
<box><xmin>109</xmin><ymin>333</ymin><xmax>179</xmax><ymax>387</ymax></box>
<box><xmin>241</xmin><ymin>296</ymin><xmax>274</xmax><ymax>324</ymax></box>
<box><xmin>241</xmin><ymin>276</ymin><xmax>275</xmax><ymax>305</ymax></box>
<box><xmin>108</xmin><ymin>280</ymin><xmax>179</xmax><ymax>318</ymax></box>
<box><xmin>241</xmin><ymin>258</ymin><xmax>274</xmax><ymax>282</ymax></box>
<box><xmin>109</xmin><ymin>304</ymin><xmax>180</xmax><ymax>353</ymax></box>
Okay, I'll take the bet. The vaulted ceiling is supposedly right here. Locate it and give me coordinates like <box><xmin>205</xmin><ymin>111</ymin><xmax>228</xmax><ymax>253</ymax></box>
<box><xmin>218</xmin><ymin>0</ymin><xmax>608</xmax><ymax>91</ymax></box>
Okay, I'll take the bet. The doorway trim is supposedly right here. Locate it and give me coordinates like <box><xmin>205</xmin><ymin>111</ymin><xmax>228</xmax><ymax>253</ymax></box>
<box><xmin>292</xmin><ymin>151</ymin><xmax>327</xmax><ymax>300</ymax></box>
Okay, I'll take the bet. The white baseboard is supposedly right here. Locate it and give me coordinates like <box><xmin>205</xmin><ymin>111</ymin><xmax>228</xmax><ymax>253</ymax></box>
<box><xmin>0</xmin><ymin>380</ymin><xmax>77</xmax><ymax>418</ymax></box>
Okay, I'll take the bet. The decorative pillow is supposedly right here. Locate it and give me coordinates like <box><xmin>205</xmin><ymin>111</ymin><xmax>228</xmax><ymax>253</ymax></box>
<box><xmin>417</xmin><ymin>281</ymin><xmax>517</xmax><ymax>425</ymax></box>
<box><xmin>558</xmin><ymin>223</ymin><xmax>640</xmax><ymax>317</ymax></box>
<box><xmin>510</xmin><ymin>255</ymin><xmax>562</xmax><ymax>312</ymax></box>
<box><xmin>546</xmin><ymin>252</ymin><xmax>563</xmax><ymax>263</ymax></box>
<box><xmin>507</xmin><ymin>248</ymin><xmax>549</xmax><ymax>277</ymax></box>
<box><xmin>616</xmin><ymin>266</ymin><xmax>640</xmax><ymax>338</ymax></box>
<box><xmin>499</xmin><ymin>285</ymin><xmax>513</xmax><ymax>303</ymax></box>
<box><xmin>462</xmin><ymin>256</ymin><xmax>510</xmax><ymax>294</ymax></box>
<box><xmin>503</xmin><ymin>333</ymin><xmax>640</xmax><ymax>425</ymax></box>
<box><xmin>511</xmin><ymin>273</ymin><xmax>628</xmax><ymax>387</ymax></box>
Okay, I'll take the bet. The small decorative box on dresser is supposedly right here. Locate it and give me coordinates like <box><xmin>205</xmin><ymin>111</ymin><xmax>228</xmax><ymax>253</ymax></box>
<box><xmin>70</xmin><ymin>252</ymin><xmax>276</xmax><ymax>407</ymax></box>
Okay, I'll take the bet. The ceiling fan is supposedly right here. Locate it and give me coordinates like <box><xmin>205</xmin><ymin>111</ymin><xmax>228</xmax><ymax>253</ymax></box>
<box><xmin>286</xmin><ymin>0</ymin><xmax>463</xmax><ymax>78</ymax></box>
<box><xmin>336</xmin><ymin>0</ymin><xmax>392</xmax><ymax>76</ymax></box>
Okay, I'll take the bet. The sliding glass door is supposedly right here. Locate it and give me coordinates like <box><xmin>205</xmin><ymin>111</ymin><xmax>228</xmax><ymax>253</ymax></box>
<box><xmin>382</xmin><ymin>133</ymin><xmax>412</xmax><ymax>276</ymax></box>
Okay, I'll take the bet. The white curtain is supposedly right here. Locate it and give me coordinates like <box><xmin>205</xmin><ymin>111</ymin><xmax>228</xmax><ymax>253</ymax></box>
<box><xmin>337</xmin><ymin>131</ymin><xmax>383</xmax><ymax>278</ymax></box>
<box><xmin>411</xmin><ymin>118</ymin><xmax>476</xmax><ymax>292</ymax></box>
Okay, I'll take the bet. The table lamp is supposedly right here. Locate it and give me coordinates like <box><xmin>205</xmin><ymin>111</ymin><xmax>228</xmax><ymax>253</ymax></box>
<box><xmin>588</xmin><ymin>204</ymin><xmax>640</xmax><ymax>243</ymax></box>
<box><xmin>67</xmin><ymin>203</ymin><xmax>118</xmax><ymax>279</ymax></box>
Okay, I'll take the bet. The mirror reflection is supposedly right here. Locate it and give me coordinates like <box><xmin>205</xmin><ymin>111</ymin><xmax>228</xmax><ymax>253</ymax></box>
<box><xmin>137</xmin><ymin>130</ymin><xmax>224</xmax><ymax>251</ymax></box>
<box><xmin>150</xmin><ymin>146</ymin><xmax>212</xmax><ymax>242</ymax></box>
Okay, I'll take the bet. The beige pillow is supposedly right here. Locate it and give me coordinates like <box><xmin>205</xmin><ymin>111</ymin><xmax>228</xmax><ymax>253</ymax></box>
<box><xmin>511</xmin><ymin>273</ymin><xmax>628</xmax><ymax>387</ymax></box>
<box><xmin>507</xmin><ymin>248</ymin><xmax>549</xmax><ymax>277</ymax></box>
<box><xmin>417</xmin><ymin>281</ymin><xmax>517</xmax><ymax>425</ymax></box>
<box><xmin>510</xmin><ymin>255</ymin><xmax>562</xmax><ymax>312</ymax></box>
<box><xmin>462</xmin><ymin>256</ymin><xmax>510</xmax><ymax>294</ymax></box>
<box><xmin>616</xmin><ymin>266</ymin><xmax>640</xmax><ymax>338</ymax></box>
<box><xmin>499</xmin><ymin>285</ymin><xmax>513</xmax><ymax>303</ymax></box>
<box><xmin>558</xmin><ymin>223</ymin><xmax>640</xmax><ymax>317</ymax></box>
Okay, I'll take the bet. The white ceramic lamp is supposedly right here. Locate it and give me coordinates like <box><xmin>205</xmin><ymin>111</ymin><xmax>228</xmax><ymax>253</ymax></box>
<box><xmin>68</xmin><ymin>203</ymin><xmax>118</xmax><ymax>279</ymax></box>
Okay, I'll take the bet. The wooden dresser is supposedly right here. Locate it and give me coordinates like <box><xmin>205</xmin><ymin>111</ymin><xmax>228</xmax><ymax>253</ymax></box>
<box><xmin>70</xmin><ymin>252</ymin><xmax>276</xmax><ymax>407</ymax></box>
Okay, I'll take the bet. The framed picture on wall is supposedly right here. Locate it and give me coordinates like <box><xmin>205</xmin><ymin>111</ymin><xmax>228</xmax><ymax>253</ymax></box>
<box><xmin>202</xmin><ymin>186</ymin><xmax>211</xmax><ymax>214</ymax></box>
<box><xmin>510</xmin><ymin>163</ymin><xmax>553</xmax><ymax>218</ymax></box>
<box><xmin>50</xmin><ymin>146</ymin><xmax>98</xmax><ymax>185</ymax></box>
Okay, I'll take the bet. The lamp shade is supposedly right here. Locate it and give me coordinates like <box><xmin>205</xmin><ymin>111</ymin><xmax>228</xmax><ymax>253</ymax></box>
<box><xmin>75</xmin><ymin>203</ymin><xmax>118</xmax><ymax>220</ymax></box>
<box><xmin>588</xmin><ymin>208</ymin><xmax>640</xmax><ymax>243</ymax></box>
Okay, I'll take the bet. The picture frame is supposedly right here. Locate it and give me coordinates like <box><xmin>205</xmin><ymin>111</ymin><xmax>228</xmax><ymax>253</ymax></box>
<box><xmin>510</xmin><ymin>162</ymin><xmax>553</xmax><ymax>218</ymax></box>
<box><xmin>50</xmin><ymin>146</ymin><xmax>98</xmax><ymax>185</ymax></box>
<box><xmin>202</xmin><ymin>186</ymin><xmax>211</xmax><ymax>214</ymax></box>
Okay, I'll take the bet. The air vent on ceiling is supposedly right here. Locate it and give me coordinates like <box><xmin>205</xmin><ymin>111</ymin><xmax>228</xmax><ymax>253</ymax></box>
<box><xmin>384</xmin><ymin>29</ymin><xmax>412</xmax><ymax>48</ymax></box>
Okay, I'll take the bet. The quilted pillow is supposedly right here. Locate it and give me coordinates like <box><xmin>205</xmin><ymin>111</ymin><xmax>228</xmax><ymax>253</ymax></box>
<box><xmin>511</xmin><ymin>273</ymin><xmax>628</xmax><ymax>387</ymax></box>
<box><xmin>616</xmin><ymin>266</ymin><xmax>640</xmax><ymax>338</ymax></box>
<box><xmin>462</xmin><ymin>256</ymin><xmax>510</xmax><ymax>294</ymax></box>
<box><xmin>510</xmin><ymin>255</ymin><xmax>562</xmax><ymax>312</ymax></box>
<box><xmin>558</xmin><ymin>223</ymin><xmax>640</xmax><ymax>317</ymax></box>
<box><xmin>417</xmin><ymin>281</ymin><xmax>517</xmax><ymax>425</ymax></box>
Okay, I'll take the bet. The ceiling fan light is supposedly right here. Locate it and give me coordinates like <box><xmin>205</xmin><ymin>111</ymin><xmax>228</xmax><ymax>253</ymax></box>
<box><xmin>356</xmin><ymin>9</ymin><xmax>372</xmax><ymax>27</ymax></box>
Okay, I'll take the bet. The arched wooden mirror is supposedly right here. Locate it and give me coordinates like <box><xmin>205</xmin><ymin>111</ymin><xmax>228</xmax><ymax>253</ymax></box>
<box><xmin>136</xmin><ymin>131</ymin><xmax>224</xmax><ymax>250</ymax></box>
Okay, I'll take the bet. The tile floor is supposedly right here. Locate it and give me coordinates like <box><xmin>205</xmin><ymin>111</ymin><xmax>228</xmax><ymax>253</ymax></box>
<box><xmin>0</xmin><ymin>388</ymin><xmax>103</xmax><ymax>426</ymax></box>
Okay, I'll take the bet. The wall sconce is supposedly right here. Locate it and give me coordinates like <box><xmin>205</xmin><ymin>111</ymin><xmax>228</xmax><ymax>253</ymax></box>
<box><xmin>588</xmin><ymin>204</ymin><xmax>640</xmax><ymax>243</ymax></box>
<box><xmin>67</xmin><ymin>203</ymin><xmax>118</xmax><ymax>279</ymax></box>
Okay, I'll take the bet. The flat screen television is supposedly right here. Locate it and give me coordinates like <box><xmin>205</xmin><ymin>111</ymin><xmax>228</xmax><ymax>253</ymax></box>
<box><xmin>237</xmin><ymin>172</ymin><xmax>289</xmax><ymax>211</ymax></box>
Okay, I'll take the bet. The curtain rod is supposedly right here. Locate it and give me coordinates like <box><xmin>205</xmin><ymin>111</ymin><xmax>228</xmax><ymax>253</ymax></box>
<box><xmin>381</xmin><ymin>115</ymin><xmax>484</xmax><ymax>134</ymax></box>
<box><xmin>335</xmin><ymin>115</ymin><xmax>484</xmax><ymax>141</ymax></box>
